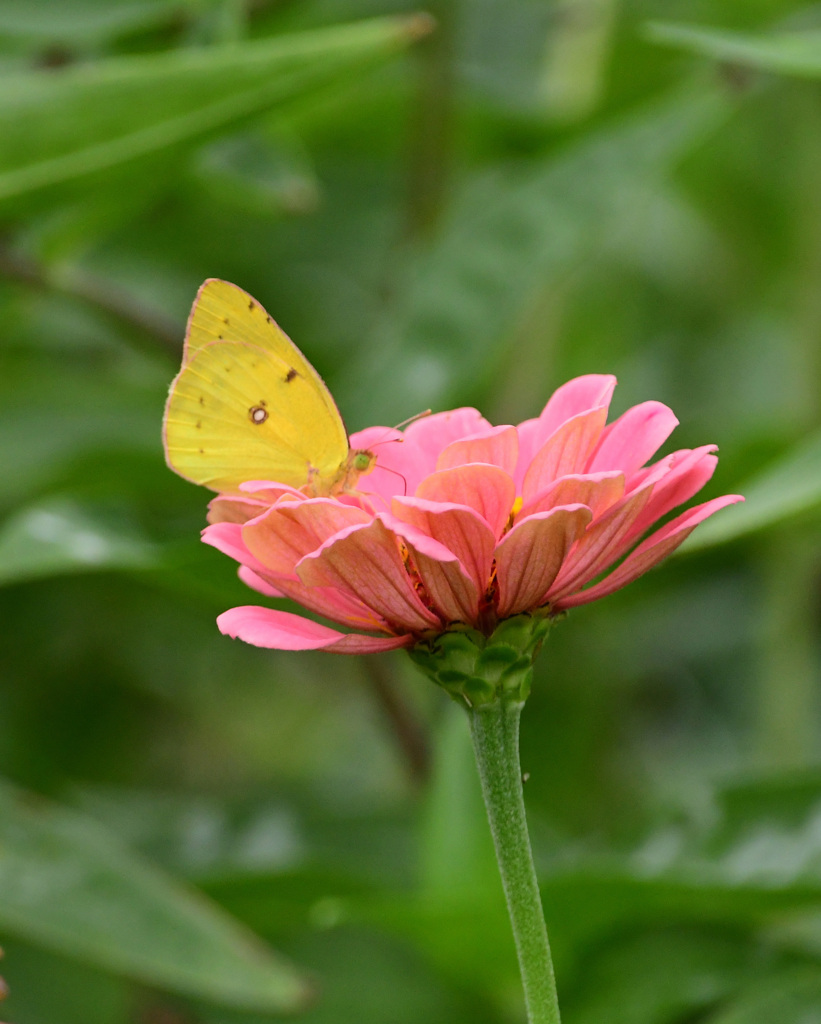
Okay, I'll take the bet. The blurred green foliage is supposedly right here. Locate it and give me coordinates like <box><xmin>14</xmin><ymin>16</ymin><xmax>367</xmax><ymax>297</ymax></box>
<box><xmin>1</xmin><ymin>0</ymin><xmax>820</xmax><ymax>1021</ymax></box>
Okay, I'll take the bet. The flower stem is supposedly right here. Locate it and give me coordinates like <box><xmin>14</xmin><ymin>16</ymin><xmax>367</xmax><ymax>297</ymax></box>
<box><xmin>467</xmin><ymin>699</ymin><xmax>561</xmax><ymax>1024</ymax></box>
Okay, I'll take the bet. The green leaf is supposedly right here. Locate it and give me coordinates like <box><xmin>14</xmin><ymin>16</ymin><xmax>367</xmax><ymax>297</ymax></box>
<box><xmin>0</xmin><ymin>14</ymin><xmax>429</xmax><ymax>210</ymax></box>
<box><xmin>347</xmin><ymin>85</ymin><xmax>731</xmax><ymax>422</ymax></box>
<box><xmin>0</xmin><ymin>0</ymin><xmax>184</xmax><ymax>47</ymax></box>
<box><xmin>0</xmin><ymin>778</ymin><xmax>311</xmax><ymax>1011</ymax></box>
<box><xmin>682</xmin><ymin>431</ymin><xmax>821</xmax><ymax>550</ymax></box>
<box><xmin>0</xmin><ymin>497</ymin><xmax>160</xmax><ymax>585</ymax></box>
<box><xmin>646</xmin><ymin>22</ymin><xmax>821</xmax><ymax>80</ymax></box>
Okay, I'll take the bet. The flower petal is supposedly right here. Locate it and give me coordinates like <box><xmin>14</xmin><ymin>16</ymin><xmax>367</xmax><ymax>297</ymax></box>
<box><xmin>547</xmin><ymin>487</ymin><xmax>653</xmax><ymax>602</ymax></box>
<box><xmin>217</xmin><ymin>606</ymin><xmax>412</xmax><ymax>652</ymax></box>
<box><xmin>207</xmin><ymin>495</ymin><xmax>268</xmax><ymax>525</ymax></box>
<box><xmin>297</xmin><ymin>518</ymin><xmax>441</xmax><ymax>632</ymax></box>
<box><xmin>390</xmin><ymin>496</ymin><xmax>496</xmax><ymax>594</ymax></box>
<box><xmin>400</xmin><ymin>407</ymin><xmax>493</xmax><ymax>491</ymax></box>
<box><xmin>522</xmin><ymin>406</ymin><xmax>609</xmax><ymax>501</ymax></box>
<box><xmin>437</xmin><ymin>425</ymin><xmax>519</xmax><ymax>476</ymax></box>
<box><xmin>202</xmin><ymin>522</ymin><xmax>272</xmax><ymax>579</ymax></box>
<box><xmin>625</xmin><ymin>446</ymin><xmax>718</xmax><ymax>541</ymax></box>
<box><xmin>237</xmin><ymin>566</ymin><xmax>284</xmax><ymax>597</ymax></box>
<box><xmin>494</xmin><ymin>505</ymin><xmax>592</xmax><ymax>618</ymax></box>
<box><xmin>347</xmin><ymin>425</ymin><xmax>407</xmax><ymax>506</ymax></box>
<box><xmin>518</xmin><ymin>471</ymin><xmax>625</xmax><ymax>521</ymax></box>
<box><xmin>555</xmin><ymin>495</ymin><xmax>744</xmax><ymax>608</ymax></box>
<box><xmin>589</xmin><ymin>401</ymin><xmax>679</xmax><ymax>477</ymax></box>
<box><xmin>414</xmin><ymin>464</ymin><xmax>516</xmax><ymax>539</ymax></box>
<box><xmin>516</xmin><ymin>374</ymin><xmax>617</xmax><ymax>486</ymax></box>
<box><xmin>242</xmin><ymin>499</ymin><xmax>371</xmax><ymax>576</ymax></box>
<box><xmin>381</xmin><ymin>511</ymin><xmax>480</xmax><ymax>624</ymax></box>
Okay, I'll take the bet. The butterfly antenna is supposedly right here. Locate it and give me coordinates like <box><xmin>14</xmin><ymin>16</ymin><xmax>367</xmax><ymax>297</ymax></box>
<box><xmin>393</xmin><ymin>409</ymin><xmax>431</xmax><ymax>430</ymax></box>
<box><xmin>371</xmin><ymin>462</ymin><xmax>408</xmax><ymax>497</ymax></box>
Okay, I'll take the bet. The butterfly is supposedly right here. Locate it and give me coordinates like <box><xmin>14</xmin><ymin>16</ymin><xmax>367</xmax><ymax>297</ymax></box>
<box><xmin>163</xmin><ymin>278</ymin><xmax>374</xmax><ymax>496</ymax></box>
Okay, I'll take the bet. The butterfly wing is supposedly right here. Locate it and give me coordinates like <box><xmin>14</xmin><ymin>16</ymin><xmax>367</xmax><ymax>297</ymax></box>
<box><xmin>164</xmin><ymin>339</ymin><xmax>350</xmax><ymax>493</ymax></box>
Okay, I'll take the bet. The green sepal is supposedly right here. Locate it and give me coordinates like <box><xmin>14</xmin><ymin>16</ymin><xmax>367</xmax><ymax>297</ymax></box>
<box><xmin>409</xmin><ymin>613</ymin><xmax>551</xmax><ymax>706</ymax></box>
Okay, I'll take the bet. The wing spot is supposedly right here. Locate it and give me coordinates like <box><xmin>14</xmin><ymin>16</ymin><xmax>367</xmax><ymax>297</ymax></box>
<box><xmin>285</xmin><ymin>367</ymin><xmax>298</xmax><ymax>383</ymax></box>
<box><xmin>198</xmin><ymin>396</ymin><xmax>205</xmax><ymax>405</ymax></box>
<box><xmin>199</xmin><ymin>447</ymin><xmax>204</xmax><ymax>454</ymax></box>
<box><xmin>196</xmin><ymin>421</ymin><xmax>201</xmax><ymax>429</ymax></box>
<box><xmin>249</xmin><ymin>405</ymin><xmax>269</xmax><ymax>425</ymax></box>
<box><xmin>248</xmin><ymin>299</ymin><xmax>255</xmax><ymax>310</ymax></box>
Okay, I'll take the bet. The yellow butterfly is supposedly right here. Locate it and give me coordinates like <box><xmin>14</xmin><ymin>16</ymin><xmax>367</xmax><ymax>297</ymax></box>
<box><xmin>163</xmin><ymin>279</ymin><xmax>374</xmax><ymax>496</ymax></box>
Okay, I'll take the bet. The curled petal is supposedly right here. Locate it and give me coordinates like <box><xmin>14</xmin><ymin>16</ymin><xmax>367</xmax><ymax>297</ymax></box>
<box><xmin>437</xmin><ymin>425</ymin><xmax>519</xmax><ymax>476</ymax></box>
<box><xmin>589</xmin><ymin>401</ymin><xmax>678</xmax><ymax>477</ymax></box>
<box><xmin>243</xmin><ymin>499</ymin><xmax>370</xmax><ymax>576</ymax></box>
<box><xmin>297</xmin><ymin>518</ymin><xmax>441</xmax><ymax>632</ymax></box>
<box><xmin>522</xmin><ymin>406</ymin><xmax>609</xmax><ymax>501</ymax></box>
<box><xmin>625</xmin><ymin>446</ymin><xmax>718</xmax><ymax>541</ymax></box>
<box><xmin>382</xmin><ymin>513</ymin><xmax>480</xmax><ymax>625</ymax></box>
<box><xmin>547</xmin><ymin>488</ymin><xmax>653</xmax><ymax>602</ymax></box>
<box><xmin>494</xmin><ymin>505</ymin><xmax>592</xmax><ymax>618</ymax></box>
<box><xmin>556</xmin><ymin>495</ymin><xmax>744</xmax><ymax>609</ymax></box>
<box><xmin>414</xmin><ymin>464</ymin><xmax>516</xmax><ymax>539</ymax></box>
<box><xmin>519</xmin><ymin>471</ymin><xmax>625</xmax><ymax>521</ymax></box>
<box><xmin>218</xmin><ymin>607</ymin><xmax>413</xmax><ymax>653</ymax></box>
<box><xmin>208</xmin><ymin>495</ymin><xmax>268</xmax><ymax>525</ymax></box>
<box><xmin>390</xmin><ymin>496</ymin><xmax>496</xmax><ymax>594</ymax></box>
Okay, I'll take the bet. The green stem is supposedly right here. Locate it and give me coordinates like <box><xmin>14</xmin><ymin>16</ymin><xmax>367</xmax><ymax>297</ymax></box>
<box><xmin>468</xmin><ymin>699</ymin><xmax>561</xmax><ymax>1024</ymax></box>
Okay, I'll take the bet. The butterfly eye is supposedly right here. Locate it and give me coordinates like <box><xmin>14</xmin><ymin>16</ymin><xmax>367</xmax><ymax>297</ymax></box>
<box><xmin>249</xmin><ymin>405</ymin><xmax>268</xmax><ymax>425</ymax></box>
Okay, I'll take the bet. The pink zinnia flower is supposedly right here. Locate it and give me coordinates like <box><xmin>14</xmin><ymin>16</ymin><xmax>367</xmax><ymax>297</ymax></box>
<box><xmin>206</xmin><ymin>374</ymin><xmax>742</xmax><ymax>657</ymax></box>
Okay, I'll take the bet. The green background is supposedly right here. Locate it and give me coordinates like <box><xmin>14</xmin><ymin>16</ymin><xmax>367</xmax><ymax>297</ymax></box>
<box><xmin>1</xmin><ymin>1</ymin><xmax>821</xmax><ymax>1021</ymax></box>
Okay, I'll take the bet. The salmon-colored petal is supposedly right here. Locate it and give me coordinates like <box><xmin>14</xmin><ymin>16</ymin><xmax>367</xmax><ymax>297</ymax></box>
<box><xmin>297</xmin><ymin>518</ymin><xmax>441</xmax><ymax>633</ymax></box>
<box><xmin>589</xmin><ymin>401</ymin><xmax>679</xmax><ymax>477</ymax></box>
<box><xmin>257</xmin><ymin>574</ymin><xmax>390</xmax><ymax>631</ymax></box>
<box><xmin>556</xmin><ymin>495</ymin><xmax>744</xmax><ymax>609</ymax></box>
<box><xmin>516</xmin><ymin>375</ymin><xmax>617</xmax><ymax>487</ymax></box>
<box><xmin>547</xmin><ymin>488</ymin><xmax>653</xmax><ymax>602</ymax></box>
<box><xmin>399</xmin><ymin>407</ymin><xmax>493</xmax><ymax>491</ymax></box>
<box><xmin>208</xmin><ymin>495</ymin><xmax>268</xmax><ymax>525</ymax></box>
<box><xmin>522</xmin><ymin>406</ymin><xmax>609</xmax><ymax>501</ymax></box>
<box><xmin>217</xmin><ymin>607</ymin><xmax>413</xmax><ymax>652</ymax></box>
<box><xmin>381</xmin><ymin>512</ymin><xmax>481</xmax><ymax>624</ymax></box>
<box><xmin>413</xmin><ymin>464</ymin><xmax>516</xmax><ymax>538</ymax></box>
<box><xmin>518</xmin><ymin>471</ymin><xmax>625</xmax><ymax>521</ymax></box>
<box><xmin>494</xmin><ymin>505</ymin><xmax>592</xmax><ymax>618</ymax></box>
<box><xmin>437</xmin><ymin>425</ymin><xmax>519</xmax><ymax>476</ymax></box>
<box><xmin>243</xmin><ymin>499</ymin><xmax>371</xmax><ymax>575</ymax></box>
<box><xmin>390</xmin><ymin>497</ymin><xmax>496</xmax><ymax>594</ymax></box>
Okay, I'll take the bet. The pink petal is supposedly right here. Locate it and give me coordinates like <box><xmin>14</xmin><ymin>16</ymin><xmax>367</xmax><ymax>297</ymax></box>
<box><xmin>242</xmin><ymin>499</ymin><xmax>371</xmax><ymax>576</ymax></box>
<box><xmin>589</xmin><ymin>401</ymin><xmax>679</xmax><ymax>477</ymax></box>
<box><xmin>521</xmin><ymin>406</ymin><xmax>609</xmax><ymax>501</ymax></box>
<box><xmin>555</xmin><ymin>495</ymin><xmax>744</xmax><ymax>609</ymax></box>
<box><xmin>547</xmin><ymin>488</ymin><xmax>653</xmax><ymax>602</ymax></box>
<box><xmin>400</xmin><ymin>408</ymin><xmax>493</xmax><ymax>492</ymax></box>
<box><xmin>239</xmin><ymin>480</ymin><xmax>306</xmax><ymax>499</ymax></box>
<box><xmin>254</xmin><ymin>574</ymin><xmax>387</xmax><ymax>630</ymax></box>
<box><xmin>625</xmin><ymin>446</ymin><xmax>718</xmax><ymax>541</ymax></box>
<box><xmin>518</xmin><ymin>471</ymin><xmax>625</xmax><ymax>521</ymax></box>
<box><xmin>217</xmin><ymin>606</ymin><xmax>413</xmax><ymax>653</ymax></box>
<box><xmin>516</xmin><ymin>375</ymin><xmax>617</xmax><ymax>486</ymax></box>
<box><xmin>202</xmin><ymin>522</ymin><xmax>272</xmax><ymax>580</ymax></box>
<box><xmin>380</xmin><ymin>511</ymin><xmax>481</xmax><ymax>624</ymax></box>
<box><xmin>297</xmin><ymin>518</ymin><xmax>441</xmax><ymax>632</ymax></box>
<box><xmin>494</xmin><ymin>505</ymin><xmax>592</xmax><ymax>618</ymax></box>
<box><xmin>238</xmin><ymin>566</ymin><xmax>284</xmax><ymax>597</ymax></box>
<box><xmin>414</xmin><ymin>464</ymin><xmax>516</xmax><ymax>539</ymax></box>
<box><xmin>390</xmin><ymin>496</ymin><xmax>496</xmax><ymax>594</ymax></box>
<box><xmin>436</xmin><ymin>425</ymin><xmax>519</xmax><ymax>476</ymax></box>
